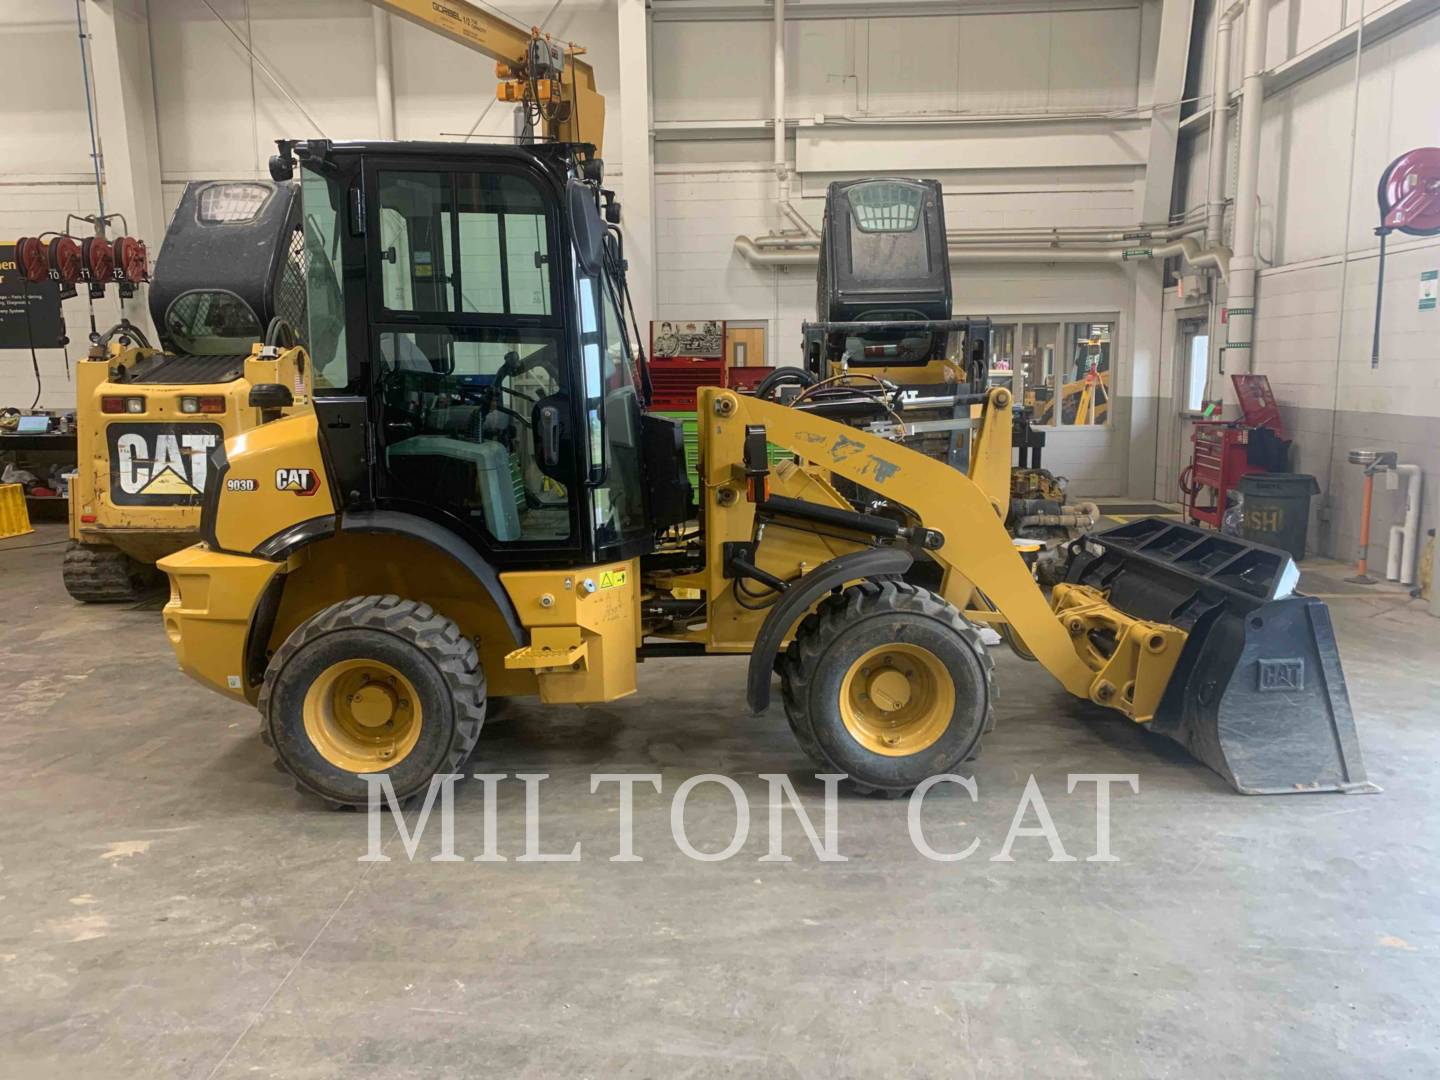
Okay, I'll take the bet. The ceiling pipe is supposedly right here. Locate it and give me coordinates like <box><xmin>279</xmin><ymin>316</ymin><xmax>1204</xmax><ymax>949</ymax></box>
<box><xmin>1205</xmin><ymin>2</ymin><xmax>1241</xmax><ymax>249</ymax></box>
<box><xmin>733</xmin><ymin>235</ymin><xmax>1231</xmax><ymax>279</ymax></box>
<box><xmin>771</xmin><ymin>0</ymin><xmax>816</xmax><ymax>239</ymax></box>
<box><xmin>773</xmin><ymin>0</ymin><xmax>785</xmax><ymax>181</ymax></box>
<box><xmin>373</xmin><ymin>8</ymin><xmax>396</xmax><ymax>140</ymax></box>
<box><xmin>748</xmin><ymin>220</ymin><xmax>1208</xmax><ymax>249</ymax></box>
<box><xmin>1226</xmin><ymin>0</ymin><xmax>1270</xmax><ymax>372</ymax></box>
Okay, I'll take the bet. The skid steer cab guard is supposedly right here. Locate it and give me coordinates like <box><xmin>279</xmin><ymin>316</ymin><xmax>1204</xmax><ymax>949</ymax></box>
<box><xmin>159</xmin><ymin>137</ymin><xmax>1372</xmax><ymax>808</ymax></box>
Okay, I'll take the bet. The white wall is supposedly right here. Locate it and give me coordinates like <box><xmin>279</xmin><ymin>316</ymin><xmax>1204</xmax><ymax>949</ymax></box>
<box><xmin>3</xmin><ymin>0</ymin><xmax>1176</xmax><ymax>498</ymax></box>
<box><xmin>651</xmin><ymin>3</ymin><xmax>1158</xmax><ymax>495</ymax></box>
<box><xmin>1172</xmin><ymin>1</ymin><xmax>1440</xmax><ymax>558</ymax></box>
<box><xmin>0</xmin><ymin>0</ymin><xmax>621</xmax><ymax>411</ymax></box>
<box><xmin>0</xmin><ymin>1</ymin><xmax>125</xmax><ymax>410</ymax></box>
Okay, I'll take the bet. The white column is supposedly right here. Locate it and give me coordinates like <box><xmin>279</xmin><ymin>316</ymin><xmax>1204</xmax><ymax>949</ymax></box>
<box><xmin>85</xmin><ymin>0</ymin><xmax>164</xmax><ymax>333</ymax></box>
<box><xmin>616</xmin><ymin>0</ymin><xmax>654</xmax><ymax>331</ymax></box>
<box><xmin>85</xmin><ymin>0</ymin><xmax>162</xmax><ymax>242</ymax></box>
<box><xmin>1129</xmin><ymin>0</ymin><xmax>1193</xmax><ymax>497</ymax></box>
<box><xmin>373</xmin><ymin>8</ymin><xmax>396</xmax><ymax>140</ymax></box>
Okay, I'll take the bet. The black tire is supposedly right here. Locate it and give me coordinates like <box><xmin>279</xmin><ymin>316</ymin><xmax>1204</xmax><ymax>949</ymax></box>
<box><xmin>62</xmin><ymin>542</ymin><xmax>161</xmax><ymax>603</ymax></box>
<box><xmin>780</xmin><ymin>580</ymin><xmax>994</xmax><ymax>796</ymax></box>
<box><xmin>259</xmin><ymin>595</ymin><xmax>486</xmax><ymax>807</ymax></box>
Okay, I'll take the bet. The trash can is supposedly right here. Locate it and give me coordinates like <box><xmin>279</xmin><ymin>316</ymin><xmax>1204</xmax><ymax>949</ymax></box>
<box><xmin>1239</xmin><ymin>472</ymin><xmax>1321</xmax><ymax>561</ymax></box>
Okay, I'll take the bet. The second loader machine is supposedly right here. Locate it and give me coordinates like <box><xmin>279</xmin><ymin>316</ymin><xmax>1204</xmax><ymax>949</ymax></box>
<box><xmin>156</xmin><ymin>136</ymin><xmax>1374</xmax><ymax>807</ymax></box>
<box><xmin>799</xmin><ymin>177</ymin><xmax>1096</xmax><ymax>583</ymax></box>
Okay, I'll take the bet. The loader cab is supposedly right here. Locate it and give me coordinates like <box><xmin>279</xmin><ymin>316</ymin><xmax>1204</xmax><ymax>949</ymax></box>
<box><xmin>290</xmin><ymin>139</ymin><xmax>657</xmax><ymax>569</ymax></box>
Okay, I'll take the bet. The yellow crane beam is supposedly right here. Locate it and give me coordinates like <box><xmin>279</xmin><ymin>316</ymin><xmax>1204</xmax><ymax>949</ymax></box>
<box><xmin>367</xmin><ymin>0</ymin><xmax>605</xmax><ymax>153</ymax></box>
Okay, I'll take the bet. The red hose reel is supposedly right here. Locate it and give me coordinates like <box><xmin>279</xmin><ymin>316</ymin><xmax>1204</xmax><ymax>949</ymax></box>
<box><xmin>12</xmin><ymin>233</ymin><xmax>148</xmax><ymax>288</ymax></box>
<box><xmin>1371</xmin><ymin>147</ymin><xmax>1440</xmax><ymax>367</ymax></box>
<box><xmin>112</xmin><ymin>235</ymin><xmax>149</xmax><ymax>283</ymax></box>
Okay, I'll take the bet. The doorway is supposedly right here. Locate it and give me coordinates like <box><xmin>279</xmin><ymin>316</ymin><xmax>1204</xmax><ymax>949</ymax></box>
<box><xmin>726</xmin><ymin>322</ymin><xmax>767</xmax><ymax>368</ymax></box>
<box><xmin>1170</xmin><ymin>311</ymin><xmax>1212</xmax><ymax>503</ymax></box>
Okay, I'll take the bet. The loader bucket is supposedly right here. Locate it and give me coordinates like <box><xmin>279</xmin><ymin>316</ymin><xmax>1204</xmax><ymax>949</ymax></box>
<box><xmin>1066</xmin><ymin>519</ymin><xmax>1378</xmax><ymax>794</ymax></box>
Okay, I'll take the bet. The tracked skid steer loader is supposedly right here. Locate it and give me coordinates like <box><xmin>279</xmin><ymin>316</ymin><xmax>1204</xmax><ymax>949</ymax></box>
<box><xmin>157</xmin><ymin>139</ymin><xmax>1374</xmax><ymax>807</ymax></box>
<box><xmin>65</xmin><ymin>179</ymin><xmax>312</xmax><ymax>601</ymax></box>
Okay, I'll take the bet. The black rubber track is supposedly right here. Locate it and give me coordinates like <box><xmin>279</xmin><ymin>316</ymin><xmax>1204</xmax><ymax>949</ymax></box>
<box><xmin>779</xmin><ymin>579</ymin><xmax>994</xmax><ymax>797</ymax></box>
<box><xmin>61</xmin><ymin>542</ymin><xmax>161</xmax><ymax>603</ymax></box>
<box><xmin>259</xmin><ymin>594</ymin><xmax>486</xmax><ymax>809</ymax></box>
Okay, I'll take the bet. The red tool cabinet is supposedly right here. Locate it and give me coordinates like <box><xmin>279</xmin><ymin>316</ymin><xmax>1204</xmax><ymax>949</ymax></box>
<box><xmin>1182</xmin><ymin>374</ymin><xmax>1288</xmax><ymax>529</ymax></box>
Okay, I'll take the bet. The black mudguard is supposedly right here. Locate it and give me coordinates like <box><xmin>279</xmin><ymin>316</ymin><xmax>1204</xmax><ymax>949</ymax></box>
<box><xmin>746</xmin><ymin>546</ymin><xmax>915</xmax><ymax>713</ymax></box>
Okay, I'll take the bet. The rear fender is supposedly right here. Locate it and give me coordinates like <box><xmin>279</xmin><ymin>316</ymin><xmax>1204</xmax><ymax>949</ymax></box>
<box><xmin>247</xmin><ymin>515</ymin><xmax>532</xmax><ymax>699</ymax></box>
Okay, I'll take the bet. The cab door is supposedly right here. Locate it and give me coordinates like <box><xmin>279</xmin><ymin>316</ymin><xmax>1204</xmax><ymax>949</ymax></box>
<box><xmin>361</xmin><ymin>157</ymin><xmax>584</xmax><ymax>568</ymax></box>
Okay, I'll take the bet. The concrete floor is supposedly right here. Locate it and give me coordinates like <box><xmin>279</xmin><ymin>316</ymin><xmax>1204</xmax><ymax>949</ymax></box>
<box><xmin>2</xmin><ymin>522</ymin><xmax>1438</xmax><ymax>1078</ymax></box>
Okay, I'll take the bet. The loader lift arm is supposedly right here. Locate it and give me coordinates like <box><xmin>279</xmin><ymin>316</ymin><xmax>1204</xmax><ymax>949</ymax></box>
<box><xmin>368</xmin><ymin>0</ymin><xmax>605</xmax><ymax>153</ymax></box>
<box><xmin>700</xmin><ymin>385</ymin><xmax>1374</xmax><ymax>795</ymax></box>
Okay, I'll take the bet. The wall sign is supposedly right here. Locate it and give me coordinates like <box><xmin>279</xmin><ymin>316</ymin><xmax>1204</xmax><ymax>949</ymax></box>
<box><xmin>0</xmin><ymin>242</ymin><xmax>66</xmax><ymax>349</ymax></box>
<box><xmin>1420</xmin><ymin>269</ymin><xmax>1437</xmax><ymax>311</ymax></box>
<box><xmin>651</xmin><ymin>320</ymin><xmax>724</xmax><ymax>359</ymax></box>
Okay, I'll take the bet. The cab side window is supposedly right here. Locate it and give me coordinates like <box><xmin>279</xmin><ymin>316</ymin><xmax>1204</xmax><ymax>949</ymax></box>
<box><xmin>372</xmin><ymin>168</ymin><xmax>570</xmax><ymax>546</ymax></box>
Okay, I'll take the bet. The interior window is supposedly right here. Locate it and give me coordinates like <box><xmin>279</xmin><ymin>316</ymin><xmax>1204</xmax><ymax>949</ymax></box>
<box><xmin>1182</xmin><ymin>321</ymin><xmax>1210</xmax><ymax>412</ymax></box>
<box><xmin>375</xmin><ymin>326</ymin><xmax>570</xmax><ymax>544</ymax></box>
<box><xmin>1061</xmin><ymin>322</ymin><xmax>1112</xmax><ymax>426</ymax></box>
<box><xmin>1019</xmin><ymin>322</ymin><xmax>1060</xmax><ymax>425</ymax></box>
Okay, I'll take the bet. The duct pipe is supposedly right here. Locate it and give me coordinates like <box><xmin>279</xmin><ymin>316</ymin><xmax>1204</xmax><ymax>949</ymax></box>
<box><xmin>1205</xmin><ymin>4</ymin><xmax>1238</xmax><ymax>248</ymax></box>
<box><xmin>773</xmin><ymin>0</ymin><xmax>784</xmax><ymax>180</ymax></box>
<box><xmin>1383</xmin><ymin>464</ymin><xmax>1422</xmax><ymax>585</ymax></box>
<box><xmin>374</xmin><ymin>8</ymin><xmax>396</xmax><ymax>140</ymax></box>
<box><xmin>751</xmin><ymin>221</ymin><xmax>1208</xmax><ymax>250</ymax></box>
<box><xmin>734</xmin><ymin>235</ymin><xmax>1231</xmax><ymax>279</ymax></box>
<box><xmin>771</xmin><ymin>0</ymin><xmax>816</xmax><ymax>238</ymax></box>
<box><xmin>1226</xmin><ymin>0</ymin><xmax>1269</xmax><ymax>372</ymax></box>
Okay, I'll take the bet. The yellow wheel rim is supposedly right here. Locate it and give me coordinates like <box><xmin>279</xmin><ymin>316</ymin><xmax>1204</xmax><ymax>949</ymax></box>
<box><xmin>838</xmin><ymin>643</ymin><xmax>954</xmax><ymax>757</ymax></box>
<box><xmin>302</xmin><ymin>659</ymin><xmax>423</xmax><ymax>773</ymax></box>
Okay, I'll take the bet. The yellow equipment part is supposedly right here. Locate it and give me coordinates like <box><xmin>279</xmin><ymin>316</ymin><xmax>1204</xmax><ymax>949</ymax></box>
<box><xmin>302</xmin><ymin>658</ymin><xmax>424</xmax><ymax>773</ymax></box>
<box><xmin>160</xmin><ymin>543</ymin><xmax>284</xmax><ymax>703</ymax></box>
<box><xmin>70</xmin><ymin>341</ymin><xmax>312</xmax><ymax>565</ymax></box>
<box><xmin>1049</xmin><ymin>582</ymin><xmax>1187</xmax><ymax>722</ymax></box>
<box><xmin>370</xmin><ymin>0</ymin><xmax>605</xmax><ymax>153</ymax></box>
<box><xmin>499</xmin><ymin>560</ymin><xmax>640</xmax><ymax>704</ymax></box>
<box><xmin>687</xmin><ymin>386</ymin><xmax>1187</xmax><ymax>713</ymax></box>
<box><xmin>0</xmin><ymin>483</ymin><xmax>32</xmax><ymax>540</ymax></box>
<box><xmin>207</xmin><ymin>411</ymin><xmax>331</xmax><ymax>556</ymax></box>
<box><xmin>839</xmin><ymin>642</ymin><xmax>955</xmax><ymax>756</ymax></box>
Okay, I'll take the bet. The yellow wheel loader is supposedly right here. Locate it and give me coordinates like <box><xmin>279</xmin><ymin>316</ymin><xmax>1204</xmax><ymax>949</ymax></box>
<box><xmin>65</xmin><ymin>180</ymin><xmax>312</xmax><ymax>602</ymax></box>
<box><xmin>157</xmin><ymin>138</ymin><xmax>1373</xmax><ymax>806</ymax></box>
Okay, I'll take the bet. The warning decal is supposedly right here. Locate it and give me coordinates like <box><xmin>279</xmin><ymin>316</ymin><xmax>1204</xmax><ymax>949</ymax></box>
<box><xmin>598</xmin><ymin>569</ymin><xmax>628</xmax><ymax>591</ymax></box>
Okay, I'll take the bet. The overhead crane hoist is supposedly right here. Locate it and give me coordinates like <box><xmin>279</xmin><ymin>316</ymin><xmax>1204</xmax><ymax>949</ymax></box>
<box><xmin>368</xmin><ymin>0</ymin><xmax>605</xmax><ymax>153</ymax></box>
